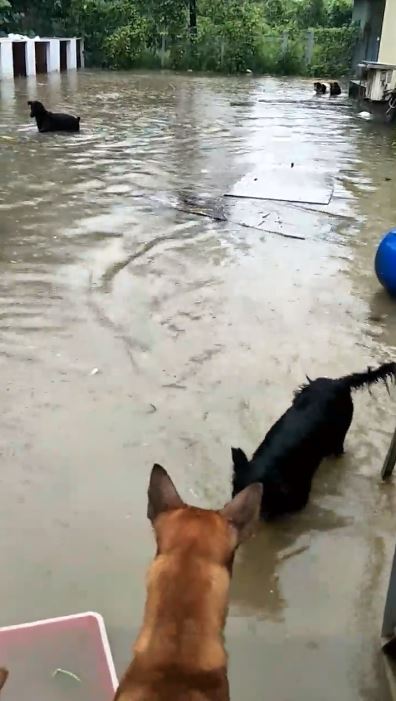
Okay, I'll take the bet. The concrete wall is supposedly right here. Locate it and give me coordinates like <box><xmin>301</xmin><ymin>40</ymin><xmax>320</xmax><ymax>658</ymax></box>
<box><xmin>0</xmin><ymin>37</ymin><xmax>82</xmax><ymax>79</ymax></box>
<box><xmin>48</xmin><ymin>39</ymin><xmax>60</xmax><ymax>73</ymax></box>
<box><xmin>0</xmin><ymin>40</ymin><xmax>15</xmax><ymax>78</ymax></box>
<box><xmin>379</xmin><ymin>0</ymin><xmax>396</xmax><ymax>64</ymax></box>
<box><xmin>67</xmin><ymin>38</ymin><xmax>77</xmax><ymax>70</ymax></box>
<box><xmin>352</xmin><ymin>0</ymin><xmax>386</xmax><ymax>66</ymax></box>
<box><xmin>26</xmin><ymin>39</ymin><xmax>36</xmax><ymax>76</ymax></box>
<box><xmin>352</xmin><ymin>0</ymin><xmax>371</xmax><ymax>27</ymax></box>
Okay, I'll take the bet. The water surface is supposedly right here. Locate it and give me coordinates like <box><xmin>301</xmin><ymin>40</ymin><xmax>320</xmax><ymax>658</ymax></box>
<box><xmin>1</xmin><ymin>70</ymin><xmax>396</xmax><ymax>701</ymax></box>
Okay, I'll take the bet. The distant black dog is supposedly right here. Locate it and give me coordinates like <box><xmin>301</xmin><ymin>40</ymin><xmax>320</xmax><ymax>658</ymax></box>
<box><xmin>314</xmin><ymin>81</ymin><xmax>341</xmax><ymax>96</ymax></box>
<box><xmin>28</xmin><ymin>100</ymin><xmax>80</xmax><ymax>133</ymax></box>
<box><xmin>232</xmin><ymin>363</ymin><xmax>396</xmax><ymax>520</ymax></box>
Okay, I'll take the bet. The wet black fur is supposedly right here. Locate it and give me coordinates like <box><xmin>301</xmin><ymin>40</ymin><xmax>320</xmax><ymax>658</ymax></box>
<box><xmin>314</xmin><ymin>81</ymin><xmax>341</xmax><ymax>96</ymax></box>
<box><xmin>232</xmin><ymin>363</ymin><xmax>396</xmax><ymax>520</ymax></box>
<box><xmin>28</xmin><ymin>100</ymin><xmax>80</xmax><ymax>133</ymax></box>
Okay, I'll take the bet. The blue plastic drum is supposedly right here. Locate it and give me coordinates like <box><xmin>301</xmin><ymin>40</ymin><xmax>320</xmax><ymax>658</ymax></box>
<box><xmin>375</xmin><ymin>230</ymin><xmax>396</xmax><ymax>297</ymax></box>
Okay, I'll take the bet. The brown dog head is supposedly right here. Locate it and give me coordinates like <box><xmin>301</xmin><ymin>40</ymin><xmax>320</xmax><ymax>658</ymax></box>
<box><xmin>0</xmin><ymin>669</ymin><xmax>8</xmax><ymax>694</ymax></box>
<box><xmin>147</xmin><ymin>463</ymin><xmax>262</xmax><ymax>567</ymax></box>
<box><xmin>114</xmin><ymin>467</ymin><xmax>262</xmax><ymax>699</ymax></box>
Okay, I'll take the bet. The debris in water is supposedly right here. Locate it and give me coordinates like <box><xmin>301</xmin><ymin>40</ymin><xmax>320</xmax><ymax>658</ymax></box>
<box><xmin>230</xmin><ymin>101</ymin><xmax>255</xmax><ymax>107</ymax></box>
<box><xmin>52</xmin><ymin>668</ymin><xmax>81</xmax><ymax>683</ymax></box>
<box><xmin>162</xmin><ymin>382</ymin><xmax>187</xmax><ymax>390</ymax></box>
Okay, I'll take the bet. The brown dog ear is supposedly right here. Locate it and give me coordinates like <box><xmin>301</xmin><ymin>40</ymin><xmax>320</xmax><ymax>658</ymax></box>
<box><xmin>147</xmin><ymin>464</ymin><xmax>184</xmax><ymax>522</ymax></box>
<box><xmin>0</xmin><ymin>669</ymin><xmax>8</xmax><ymax>693</ymax></box>
<box><xmin>220</xmin><ymin>483</ymin><xmax>262</xmax><ymax>544</ymax></box>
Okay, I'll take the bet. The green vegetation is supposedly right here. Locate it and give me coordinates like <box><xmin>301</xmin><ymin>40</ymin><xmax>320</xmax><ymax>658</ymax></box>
<box><xmin>1</xmin><ymin>0</ymin><xmax>357</xmax><ymax>76</ymax></box>
<box><xmin>310</xmin><ymin>26</ymin><xmax>358</xmax><ymax>77</ymax></box>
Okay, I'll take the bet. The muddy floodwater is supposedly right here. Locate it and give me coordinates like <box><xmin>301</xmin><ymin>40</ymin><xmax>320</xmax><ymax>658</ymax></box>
<box><xmin>1</xmin><ymin>70</ymin><xmax>396</xmax><ymax>700</ymax></box>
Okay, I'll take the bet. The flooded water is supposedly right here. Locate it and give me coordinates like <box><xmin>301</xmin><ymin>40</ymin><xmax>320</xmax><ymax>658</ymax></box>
<box><xmin>1</xmin><ymin>70</ymin><xmax>396</xmax><ymax>700</ymax></box>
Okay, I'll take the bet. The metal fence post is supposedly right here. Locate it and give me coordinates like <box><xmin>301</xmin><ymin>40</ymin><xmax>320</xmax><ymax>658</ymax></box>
<box><xmin>160</xmin><ymin>33</ymin><xmax>166</xmax><ymax>68</ymax></box>
<box><xmin>281</xmin><ymin>31</ymin><xmax>288</xmax><ymax>56</ymax></box>
<box><xmin>305</xmin><ymin>29</ymin><xmax>314</xmax><ymax>67</ymax></box>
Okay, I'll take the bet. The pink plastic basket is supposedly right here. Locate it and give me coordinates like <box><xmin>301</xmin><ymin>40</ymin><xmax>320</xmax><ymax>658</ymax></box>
<box><xmin>0</xmin><ymin>611</ymin><xmax>118</xmax><ymax>700</ymax></box>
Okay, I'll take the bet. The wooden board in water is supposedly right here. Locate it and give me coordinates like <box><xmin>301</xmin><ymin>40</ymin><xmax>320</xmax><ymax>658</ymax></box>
<box><xmin>225</xmin><ymin>167</ymin><xmax>333</xmax><ymax>206</ymax></box>
<box><xmin>0</xmin><ymin>612</ymin><xmax>117</xmax><ymax>701</ymax></box>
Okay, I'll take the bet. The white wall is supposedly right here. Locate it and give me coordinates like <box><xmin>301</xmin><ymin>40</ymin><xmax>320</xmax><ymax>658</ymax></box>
<box><xmin>26</xmin><ymin>39</ymin><xmax>36</xmax><ymax>76</ymax></box>
<box><xmin>0</xmin><ymin>37</ymin><xmax>82</xmax><ymax>79</ymax></box>
<box><xmin>67</xmin><ymin>38</ymin><xmax>77</xmax><ymax>70</ymax></box>
<box><xmin>379</xmin><ymin>0</ymin><xmax>396</xmax><ymax>65</ymax></box>
<box><xmin>0</xmin><ymin>40</ymin><xmax>15</xmax><ymax>79</ymax></box>
<box><xmin>48</xmin><ymin>39</ymin><xmax>60</xmax><ymax>72</ymax></box>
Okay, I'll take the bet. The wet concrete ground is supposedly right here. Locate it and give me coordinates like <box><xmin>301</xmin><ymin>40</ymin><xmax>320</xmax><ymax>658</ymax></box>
<box><xmin>1</xmin><ymin>70</ymin><xmax>396</xmax><ymax>700</ymax></box>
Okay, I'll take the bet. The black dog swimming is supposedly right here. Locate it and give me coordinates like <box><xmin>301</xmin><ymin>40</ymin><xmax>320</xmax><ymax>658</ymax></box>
<box><xmin>314</xmin><ymin>81</ymin><xmax>341</xmax><ymax>96</ymax></box>
<box><xmin>232</xmin><ymin>362</ymin><xmax>396</xmax><ymax>520</ymax></box>
<box><xmin>28</xmin><ymin>100</ymin><xmax>80</xmax><ymax>133</ymax></box>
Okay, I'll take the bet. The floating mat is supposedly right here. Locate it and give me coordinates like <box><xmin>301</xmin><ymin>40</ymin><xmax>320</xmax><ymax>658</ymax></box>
<box><xmin>0</xmin><ymin>612</ymin><xmax>117</xmax><ymax>701</ymax></box>
<box><xmin>130</xmin><ymin>191</ymin><xmax>304</xmax><ymax>240</ymax></box>
<box><xmin>225</xmin><ymin>167</ymin><xmax>333</xmax><ymax>205</ymax></box>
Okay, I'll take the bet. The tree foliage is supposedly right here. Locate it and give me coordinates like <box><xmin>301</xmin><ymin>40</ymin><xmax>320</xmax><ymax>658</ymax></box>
<box><xmin>326</xmin><ymin>0</ymin><xmax>352</xmax><ymax>27</ymax></box>
<box><xmin>104</xmin><ymin>12</ymin><xmax>148</xmax><ymax>68</ymax></box>
<box><xmin>2</xmin><ymin>0</ymin><xmax>355</xmax><ymax>73</ymax></box>
<box><xmin>195</xmin><ymin>0</ymin><xmax>268</xmax><ymax>72</ymax></box>
<box><xmin>262</xmin><ymin>0</ymin><xmax>287</xmax><ymax>26</ymax></box>
<box><xmin>293</xmin><ymin>0</ymin><xmax>326</xmax><ymax>28</ymax></box>
<box><xmin>261</xmin><ymin>0</ymin><xmax>352</xmax><ymax>27</ymax></box>
<box><xmin>310</xmin><ymin>24</ymin><xmax>358</xmax><ymax>75</ymax></box>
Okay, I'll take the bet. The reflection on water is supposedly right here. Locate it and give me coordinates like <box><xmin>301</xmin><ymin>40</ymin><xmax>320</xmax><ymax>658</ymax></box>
<box><xmin>231</xmin><ymin>503</ymin><xmax>350</xmax><ymax>621</ymax></box>
<box><xmin>1</xmin><ymin>70</ymin><xmax>396</xmax><ymax>701</ymax></box>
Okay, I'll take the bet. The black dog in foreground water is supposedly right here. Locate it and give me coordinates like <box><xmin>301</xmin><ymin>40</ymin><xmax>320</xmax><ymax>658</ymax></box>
<box><xmin>232</xmin><ymin>363</ymin><xmax>396</xmax><ymax>520</ymax></box>
<box><xmin>28</xmin><ymin>100</ymin><xmax>80</xmax><ymax>133</ymax></box>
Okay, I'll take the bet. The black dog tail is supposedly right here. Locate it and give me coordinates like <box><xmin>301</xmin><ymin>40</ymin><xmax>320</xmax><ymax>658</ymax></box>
<box><xmin>338</xmin><ymin>362</ymin><xmax>396</xmax><ymax>392</ymax></box>
<box><xmin>77</xmin><ymin>116</ymin><xmax>81</xmax><ymax>122</ymax></box>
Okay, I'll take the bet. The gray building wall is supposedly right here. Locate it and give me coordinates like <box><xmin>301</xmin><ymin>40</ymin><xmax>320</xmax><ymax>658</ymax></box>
<box><xmin>352</xmin><ymin>0</ymin><xmax>386</xmax><ymax>67</ymax></box>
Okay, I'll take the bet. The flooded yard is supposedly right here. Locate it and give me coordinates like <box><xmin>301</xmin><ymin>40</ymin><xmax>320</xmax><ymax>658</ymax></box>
<box><xmin>1</xmin><ymin>70</ymin><xmax>396</xmax><ymax>700</ymax></box>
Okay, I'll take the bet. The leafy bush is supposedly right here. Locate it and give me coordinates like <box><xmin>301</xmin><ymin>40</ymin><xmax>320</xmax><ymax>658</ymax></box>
<box><xmin>169</xmin><ymin>0</ymin><xmax>270</xmax><ymax>73</ymax></box>
<box><xmin>277</xmin><ymin>38</ymin><xmax>305</xmax><ymax>74</ymax></box>
<box><xmin>310</xmin><ymin>25</ymin><xmax>359</xmax><ymax>76</ymax></box>
<box><xmin>104</xmin><ymin>17</ymin><xmax>148</xmax><ymax>68</ymax></box>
